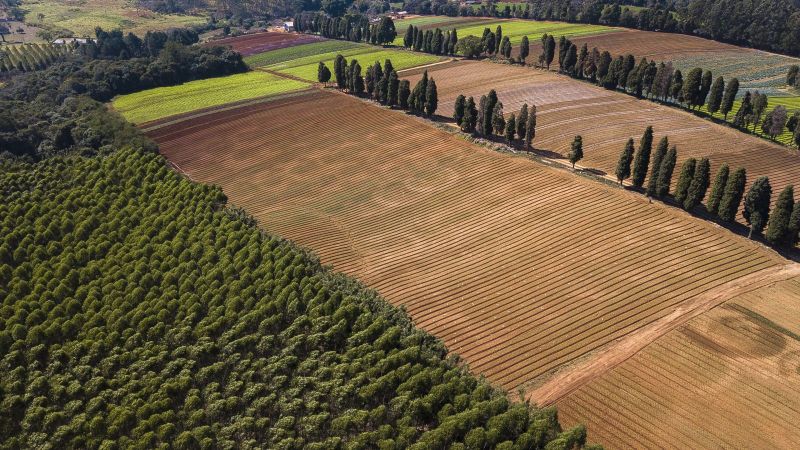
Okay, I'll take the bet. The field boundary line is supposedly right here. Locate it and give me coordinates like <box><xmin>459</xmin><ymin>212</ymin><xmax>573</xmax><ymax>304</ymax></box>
<box><xmin>526</xmin><ymin>262</ymin><xmax>800</xmax><ymax>406</ymax></box>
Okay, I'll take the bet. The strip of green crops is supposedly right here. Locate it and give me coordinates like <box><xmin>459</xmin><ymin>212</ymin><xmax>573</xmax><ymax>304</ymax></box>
<box><xmin>244</xmin><ymin>40</ymin><xmax>368</xmax><ymax>68</ymax></box>
<box><xmin>264</xmin><ymin>48</ymin><xmax>444</xmax><ymax>82</ymax></box>
<box><xmin>112</xmin><ymin>71</ymin><xmax>309</xmax><ymax>124</ymax></box>
<box><xmin>453</xmin><ymin>20</ymin><xmax>619</xmax><ymax>45</ymax></box>
<box><xmin>699</xmin><ymin>95</ymin><xmax>800</xmax><ymax>145</ymax></box>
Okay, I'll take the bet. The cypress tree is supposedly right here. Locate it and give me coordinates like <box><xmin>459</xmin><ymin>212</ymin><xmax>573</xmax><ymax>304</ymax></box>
<box><xmin>718</xmin><ymin>167</ymin><xmax>747</xmax><ymax>222</ymax></box>
<box><xmin>413</xmin><ymin>27</ymin><xmax>423</xmax><ymax>51</ymax></box>
<box><xmin>387</xmin><ymin>70</ymin><xmax>399</xmax><ymax>107</ymax></box>
<box><xmin>371</xmin><ymin>61</ymin><xmax>383</xmax><ymax>99</ymax></box>
<box><xmin>558</xmin><ymin>36</ymin><xmax>568</xmax><ymax>69</ymax></box>
<box><xmin>516</xmin><ymin>104</ymin><xmax>528</xmax><ymax>139</ymax></box>
<box><xmin>734</xmin><ymin>91</ymin><xmax>753</xmax><ymax>128</ymax></box>
<box><xmin>646</xmin><ymin>137</ymin><xmax>669</xmax><ymax>196</ymax></box>
<box><xmin>425</xmin><ymin>78</ymin><xmax>438</xmax><ymax>116</ymax></box>
<box><xmin>683</xmin><ymin>157</ymin><xmax>711</xmax><ymax>211</ymax></box>
<box><xmin>492</xmin><ymin>102</ymin><xmax>505</xmax><ymax>136</ymax></box>
<box><xmin>698</xmin><ymin>70</ymin><xmax>713</xmax><ymax>107</ymax></box>
<box><xmin>519</xmin><ymin>35</ymin><xmax>530</xmax><ymax>64</ymax></box>
<box><xmin>795</xmin><ymin>122</ymin><xmax>800</xmax><ymax>149</ymax></box>
<box><xmin>462</xmin><ymin>96</ymin><xmax>478</xmax><ymax>133</ymax></box>
<box><xmin>655</xmin><ymin>146</ymin><xmax>678</xmax><ymax>199</ymax></box>
<box><xmin>674</xmin><ymin>158</ymin><xmax>696</xmax><ymax>206</ymax></box>
<box><xmin>404</xmin><ymin>25</ymin><xmax>414</xmax><ymax>48</ymax></box>
<box><xmin>576</xmin><ymin>44</ymin><xmax>588</xmax><ymax>79</ymax></box>
<box><xmin>564</xmin><ymin>44</ymin><xmax>578</xmax><ymax>74</ymax></box>
<box><xmin>765</xmin><ymin>185</ymin><xmax>794</xmax><ymax>245</ymax></box>
<box><xmin>568</xmin><ymin>135</ymin><xmax>583</xmax><ymax>169</ymax></box>
<box><xmin>743</xmin><ymin>176</ymin><xmax>772</xmax><ymax>238</ymax></box>
<box><xmin>614</xmin><ymin>138</ymin><xmax>635</xmax><ymax>185</ymax></box>
<box><xmin>317</xmin><ymin>62</ymin><xmax>331</xmax><ymax>85</ymax></box>
<box><xmin>524</xmin><ymin>104</ymin><xmax>536</xmax><ymax>148</ymax></box>
<box><xmin>787</xmin><ymin>65</ymin><xmax>800</xmax><ymax>86</ymax></box>
<box><xmin>398</xmin><ymin>79</ymin><xmax>410</xmax><ymax>109</ymax></box>
<box><xmin>505</xmin><ymin>114</ymin><xmax>516</xmax><ymax>143</ymax></box>
<box><xmin>495</xmin><ymin>25</ymin><xmax>502</xmax><ymax>54</ymax></box>
<box><xmin>545</xmin><ymin>35</ymin><xmax>556</xmax><ymax>70</ymax></box>
<box><xmin>454</xmin><ymin>95</ymin><xmax>466</xmax><ymax>125</ymax></box>
<box><xmin>788</xmin><ymin>200</ymin><xmax>800</xmax><ymax>246</ymax></box>
<box><xmin>631</xmin><ymin>126</ymin><xmax>654</xmax><ymax>188</ymax></box>
<box><xmin>449</xmin><ymin>28</ymin><xmax>458</xmax><ymax>55</ymax></box>
<box><xmin>477</xmin><ymin>95</ymin><xmax>487</xmax><ymax>135</ymax></box>
<box><xmin>706</xmin><ymin>164</ymin><xmax>729</xmax><ymax>216</ymax></box>
<box><xmin>682</xmin><ymin>67</ymin><xmax>702</xmax><ymax>108</ymax></box>
<box><xmin>670</xmin><ymin>69</ymin><xmax>683</xmax><ymax>102</ymax></box>
<box><xmin>334</xmin><ymin>54</ymin><xmax>347</xmax><ymax>90</ymax></box>
<box><xmin>483</xmin><ymin>90</ymin><xmax>498</xmax><ymax>136</ymax></box>
<box><xmin>720</xmin><ymin>77</ymin><xmax>739</xmax><ymax>120</ymax></box>
<box><xmin>707</xmin><ymin>76</ymin><xmax>724</xmax><ymax>115</ymax></box>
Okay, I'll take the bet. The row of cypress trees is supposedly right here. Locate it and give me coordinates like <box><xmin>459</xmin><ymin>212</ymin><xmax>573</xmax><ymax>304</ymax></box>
<box><xmin>614</xmin><ymin>127</ymin><xmax>800</xmax><ymax>245</ymax></box>
<box><xmin>401</xmin><ymin>25</ymin><xmax>458</xmax><ymax>56</ymax></box>
<box><xmin>452</xmin><ymin>89</ymin><xmax>537</xmax><ymax>149</ymax></box>
<box><xmin>319</xmin><ymin>57</ymin><xmax>438</xmax><ymax>116</ymax></box>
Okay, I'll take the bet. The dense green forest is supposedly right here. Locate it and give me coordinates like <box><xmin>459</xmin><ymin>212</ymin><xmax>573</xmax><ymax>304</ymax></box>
<box><xmin>0</xmin><ymin>148</ymin><xmax>597</xmax><ymax>449</ymax></box>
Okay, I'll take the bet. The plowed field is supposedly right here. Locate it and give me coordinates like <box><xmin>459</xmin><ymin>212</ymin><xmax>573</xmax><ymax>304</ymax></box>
<box><xmin>402</xmin><ymin>59</ymin><xmax>800</xmax><ymax>215</ymax></box>
<box><xmin>206</xmin><ymin>31</ymin><xmax>323</xmax><ymax>56</ymax></box>
<box><xmin>149</xmin><ymin>89</ymin><xmax>782</xmax><ymax>392</ymax></box>
<box><xmin>557</xmin><ymin>277</ymin><xmax>800</xmax><ymax>449</ymax></box>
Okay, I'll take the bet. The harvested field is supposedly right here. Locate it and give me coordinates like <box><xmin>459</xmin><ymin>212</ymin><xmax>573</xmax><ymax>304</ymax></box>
<box><xmin>149</xmin><ymin>89</ymin><xmax>782</xmax><ymax>392</ymax></box>
<box><xmin>206</xmin><ymin>31</ymin><xmax>323</xmax><ymax>57</ymax></box>
<box><xmin>557</xmin><ymin>277</ymin><xmax>800</xmax><ymax>449</ymax></box>
<box><xmin>402</xmin><ymin>59</ymin><xmax>800</xmax><ymax>215</ymax></box>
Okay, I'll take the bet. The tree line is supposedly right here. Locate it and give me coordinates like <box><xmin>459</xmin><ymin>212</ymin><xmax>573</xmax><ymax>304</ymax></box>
<box><xmin>318</xmin><ymin>56</ymin><xmax>438</xmax><ymax>116</ymax></box>
<box><xmin>401</xmin><ymin>25</ymin><xmax>458</xmax><ymax>56</ymax></box>
<box><xmin>294</xmin><ymin>12</ymin><xmax>397</xmax><ymax>46</ymax></box>
<box><xmin>540</xmin><ymin>34</ymin><xmax>800</xmax><ymax>148</ymax></box>
<box><xmin>614</xmin><ymin>126</ymin><xmax>800</xmax><ymax>246</ymax></box>
<box><xmin>400</xmin><ymin>0</ymin><xmax>800</xmax><ymax>58</ymax></box>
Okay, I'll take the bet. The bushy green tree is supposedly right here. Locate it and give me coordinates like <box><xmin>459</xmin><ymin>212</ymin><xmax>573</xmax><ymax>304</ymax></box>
<box><xmin>743</xmin><ymin>176</ymin><xmax>772</xmax><ymax>238</ymax></box>
<box><xmin>766</xmin><ymin>185</ymin><xmax>794</xmax><ymax>245</ymax></box>
<box><xmin>674</xmin><ymin>158</ymin><xmax>697</xmax><ymax>206</ymax></box>
<box><xmin>454</xmin><ymin>95</ymin><xmax>466</xmax><ymax>125</ymax></box>
<box><xmin>706</xmin><ymin>164</ymin><xmax>729</xmax><ymax>216</ymax></box>
<box><xmin>615</xmin><ymin>138</ymin><xmax>635</xmax><ymax>185</ymax></box>
<box><xmin>568</xmin><ymin>136</ymin><xmax>583</xmax><ymax>169</ymax></box>
<box><xmin>718</xmin><ymin>167</ymin><xmax>747</xmax><ymax>222</ymax></box>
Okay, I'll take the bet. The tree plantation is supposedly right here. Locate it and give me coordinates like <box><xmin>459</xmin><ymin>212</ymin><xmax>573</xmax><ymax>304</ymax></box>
<box><xmin>0</xmin><ymin>148</ymin><xmax>599</xmax><ymax>449</ymax></box>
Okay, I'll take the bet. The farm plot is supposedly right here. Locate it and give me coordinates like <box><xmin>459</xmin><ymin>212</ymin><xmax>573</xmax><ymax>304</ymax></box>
<box><xmin>112</xmin><ymin>71</ymin><xmax>309</xmax><ymax>124</ymax></box>
<box><xmin>149</xmin><ymin>89</ymin><xmax>781</xmax><ymax>393</ymax></box>
<box><xmin>261</xmin><ymin>46</ymin><xmax>444</xmax><ymax>82</ymax></box>
<box><xmin>454</xmin><ymin>19</ymin><xmax>619</xmax><ymax>45</ymax></box>
<box><xmin>206</xmin><ymin>31</ymin><xmax>323</xmax><ymax>57</ymax></box>
<box><xmin>244</xmin><ymin>40</ymin><xmax>366</xmax><ymax>68</ymax></box>
<box><xmin>391</xmin><ymin>17</ymin><xmax>501</xmax><ymax>45</ymax></box>
<box><xmin>557</xmin><ymin>277</ymin><xmax>800</xmax><ymax>449</ymax></box>
<box><xmin>402</xmin><ymin>59</ymin><xmax>800</xmax><ymax>215</ymax></box>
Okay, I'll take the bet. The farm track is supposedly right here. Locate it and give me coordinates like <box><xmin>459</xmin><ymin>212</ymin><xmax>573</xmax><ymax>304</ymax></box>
<box><xmin>149</xmin><ymin>89</ymin><xmax>784</xmax><ymax>392</ymax></box>
<box><xmin>403</xmin><ymin>59</ymin><xmax>800</xmax><ymax>216</ymax></box>
<box><xmin>557</xmin><ymin>277</ymin><xmax>800</xmax><ymax>449</ymax></box>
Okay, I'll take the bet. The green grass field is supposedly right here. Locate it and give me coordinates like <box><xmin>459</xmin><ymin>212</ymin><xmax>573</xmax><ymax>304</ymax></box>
<box><xmin>20</xmin><ymin>0</ymin><xmax>206</xmax><ymax>37</ymax></box>
<box><xmin>454</xmin><ymin>19</ymin><xmax>619</xmax><ymax>45</ymax></box>
<box><xmin>244</xmin><ymin>40</ymin><xmax>367</xmax><ymax>68</ymax></box>
<box><xmin>112</xmin><ymin>71</ymin><xmax>308</xmax><ymax>124</ymax></box>
<box><xmin>263</xmin><ymin>47</ymin><xmax>444</xmax><ymax>82</ymax></box>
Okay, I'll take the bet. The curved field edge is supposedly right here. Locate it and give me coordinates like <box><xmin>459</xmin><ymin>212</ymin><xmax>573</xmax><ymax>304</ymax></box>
<box><xmin>148</xmin><ymin>89</ymin><xmax>784</xmax><ymax>395</ymax></box>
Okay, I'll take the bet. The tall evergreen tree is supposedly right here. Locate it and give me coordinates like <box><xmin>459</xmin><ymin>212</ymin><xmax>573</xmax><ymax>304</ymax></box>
<box><xmin>568</xmin><ymin>135</ymin><xmax>583</xmax><ymax>169</ymax></box>
<box><xmin>707</xmin><ymin>76</ymin><xmax>725</xmax><ymax>115</ymax></box>
<box><xmin>398</xmin><ymin>79</ymin><xmax>410</xmax><ymax>109</ymax></box>
<box><xmin>454</xmin><ymin>95</ymin><xmax>466</xmax><ymax>126</ymax></box>
<box><xmin>655</xmin><ymin>146</ymin><xmax>678</xmax><ymax>198</ymax></box>
<box><xmin>545</xmin><ymin>35</ymin><xmax>556</xmax><ymax>70</ymax></box>
<box><xmin>317</xmin><ymin>62</ymin><xmax>331</xmax><ymax>85</ymax></box>
<box><xmin>720</xmin><ymin>77</ymin><xmax>739</xmax><ymax>120</ymax></box>
<box><xmin>425</xmin><ymin>78</ymin><xmax>438</xmax><ymax>116</ymax></box>
<box><xmin>483</xmin><ymin>89</ymin><xmax>498</xmax><ymax>136</ymax></box>
<box><xmin>631</xmin><ymin>126</ymin><xmax>654</xmax><ymax>188</ymax></box>
<box><xmin>462</xmin><ymin>96</ymin><xmax>478</xmax><ymax>133</ymax></box>
<box><xmin>334</xmin><ymin>54</ymin><xmax>347</xmax><ymax>90</ymax></box>
<box><xmin>752</xmin><ymin>92</ymin><xmax>768</xmax><ymax>132</ymax></box>
<box><xmin>788</xmin><ymin>200</ymin><xmax>800</xmax><ymax>246</ymax></box>
<box><xmin>370</xmin><ymin>61</ymin><xmax>383</xmax><ymax>99</ymax></box>
<box><xmin>706</xmin><ymin>164</ymin><xmax>729</xmax><ymax>216</ymax></box>
<box><xmin>387</xmin><ymin>70</ymin><xmax>399</xmax><ymax>107</ymax></box>
<box><xmin>495</xmin><ymin>25</ymin><xmax>503</xmax><ymax>55</ymax></box>
<box><xmin>557</xmin><ymin>36</ymin><xmax>568</xmax><ymax>69</ymax></box>
<box><xmin>477</xmin><ymin>95</ymin><xmax>487</xmax><ymax>135</ymax></box>
<box><xmin>596</xmin><ymin>50</ymin><xmax>612</xmax><ymax>80</ymax></box>
<box><xmin>449</xmin><ymin>29</ymin><xmax>458</xmax><ymax>55</ymax></box>
<box><xmin>564</xmin><ymin>44</ymin><xmax>578</xmax><ymax>75</ymax></box>
<box><xmin>670</xmin><ymin>69</ymin><xmax>683</xmax><ymax>102</ymax></box>
<box><xmin>524</xmin><ymin>104</ymin><xmax>536</xmax><ymax>148</ymax></box>
<box><xmin>646</xmin><ymin>137</ymin><xmax>669</xmax><ymax>197</ymax></box>
<box><xmin>683</xmin><ymin>157</ymin><xmax>711</xmax><ymax>211</ymax></box>
<box><xmin>519</xmin><ymin>36</ymin><xmax>530</xmax><ymax>64</ymax></box>
<box><xmin>576</xmin><ymin>44</ymin><xmax>588</xmax><ymax>79</ymax></box>
<box><xmin>674</xmin><ymin>158</ymin><xmax>697</xmax><ymax>205</ymax></box>
<box><xmin>743</xmin><ymin>176</ymin><xmax>772</xmax><ymax>238</ymax></box>
<box><xmin>682</xmin><ymin>68</ymin><xmax>702</xmax><ymax>108</ymax></box>
<box><xmin>787</xmin><ymin>65</ymin><xmax>800</xmax><ymax>87</ymax></box>
<box><xmin>734</xmin><ymin>91</ymin><xmax>753</xmax><ymax>128</ymax></box>
<box><xmin>698</xmin><ymin>70</ymin><xmax>713</xmax><ymax>108</ymax></box>
<box><xmin>404</xmin><ymin>25</ymin><xmax>414</xmax><ymax>48</ymax></box>
<box><xmin>516</xmin><ymin>104</ymin><xmax>528</xmax><ymax>139</ymax></box>
<box><xmin>718</xmin><ymin>167</ymin><xmax>747</xmax><ymax>222</ymax></box>
<box><xmin>505</xmin><ymin>114</ymin><xmax>516</xmax><ymax>143</ymax></box>
<box><xmin>615</xmin><ymin>138</ymin><xmax>635</xmax><ymax>185</ymax></box>
<box><xmin>765</xmin><ymin>185</ymin><xmax>794</xmax><ymax>245</ymax></box>
<box><xmin>492</xmin><ymin>102</ymin><xmax>505</xmax><ymax>136</ymax></box>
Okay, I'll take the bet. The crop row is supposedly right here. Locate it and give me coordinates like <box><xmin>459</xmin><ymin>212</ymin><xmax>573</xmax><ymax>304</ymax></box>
<box><xmin>0</xmin><ymin>43</ymin><xmax>71</xmax><ymax>72</ymax></box>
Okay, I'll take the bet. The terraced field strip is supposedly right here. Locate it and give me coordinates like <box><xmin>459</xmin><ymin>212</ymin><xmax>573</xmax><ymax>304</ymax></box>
<box><xmin>254</xmin><ymin>42</ymin><xmax>444</xmax><ymax>82</ymax></box>
<box><xmin>244</xmin><ymin>40</ymin><xmax>367</xmax><ymax>68</ymax></box>
<box><xmin>403</xmin><ymin>59</ymin><xmax>800</xmax><ymax>215</ymax></box>
<box><xmin>207</xmin><ymin>31</ymin><xmax>324</xmax><ymax>56</ymax></box>
<box><xmin>557</xmin><ymin>277</ymin><xmax>800</xmax><ymax>449</ymax></box>
<box><xmin>391</xmin><ymin>17</ymin><xmax>502</xmax><ymax>45</ymax></box>
<box><xmin>150</xmin><ymin>89</ymin><xmax>781</xmax><ymax>392</ymax></box>
<box><xmin>453</xmin><ymin>18</ymin><xmax>620</xmax><ymax>45</ymax></box>
<box><xmin>112</xmin><ymin>71</ymin><xmax>309</xmax><ymax>124</ymax></box>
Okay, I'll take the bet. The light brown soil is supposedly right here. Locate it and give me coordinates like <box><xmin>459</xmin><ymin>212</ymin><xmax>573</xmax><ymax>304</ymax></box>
<box><xmin>149</xmin><ymin>89</ymin><xmax>783</xmax><ymax>392</ymax></box>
